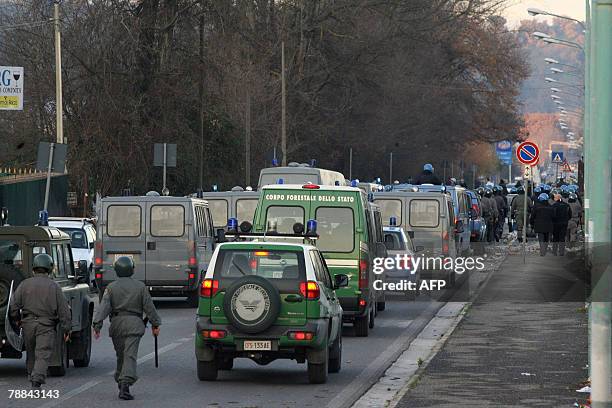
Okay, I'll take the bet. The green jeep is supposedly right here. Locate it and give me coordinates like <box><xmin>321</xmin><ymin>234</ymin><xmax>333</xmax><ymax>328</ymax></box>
<box><xmin>195</xmin><ymin>241</ymin><xmax>348</xmax><ymax>384</ymax></box>
<box><xmin>0</xmin><ymin>225</ymin><xmax>95</xmax><ymax>375</ymax></box>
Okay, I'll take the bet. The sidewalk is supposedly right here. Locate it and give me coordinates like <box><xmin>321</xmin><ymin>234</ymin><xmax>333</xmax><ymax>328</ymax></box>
<box><xmin>396</xmin><ymin>251</ymin><xmax>589</xmax><ymax>408</ymax></box>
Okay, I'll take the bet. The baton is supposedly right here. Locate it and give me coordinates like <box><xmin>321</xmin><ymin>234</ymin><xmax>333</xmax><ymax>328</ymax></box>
<box><xmin>154</xmin><ymin>334</ymin><xmax>159</xmax><ymax>368</ymax></box>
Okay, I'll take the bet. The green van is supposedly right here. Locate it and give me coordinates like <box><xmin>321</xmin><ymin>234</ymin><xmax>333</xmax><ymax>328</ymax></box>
<box><xmin>252</xmin><ymin>183</ymin><xmax>387</xmax><ymax>336</ymax></box>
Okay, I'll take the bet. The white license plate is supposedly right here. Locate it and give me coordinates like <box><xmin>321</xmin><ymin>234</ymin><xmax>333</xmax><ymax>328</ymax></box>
<box><xmin>243</xmin><ymin>340</ymin><xmax>272</xmax><ymax>351</ymax></box>
<box><xmin>114</xmin><ymin>254</ymin><xmax>135</xmax><ymax>262</ymax></box>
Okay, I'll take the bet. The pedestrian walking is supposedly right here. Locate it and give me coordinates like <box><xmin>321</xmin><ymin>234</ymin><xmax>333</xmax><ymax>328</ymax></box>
<box><xmin>511</xmin><ymin>187</ymin><xmax>530</xmax><ymax>242</ymax></box>
<box><xmin>551</xmin><ymin>193</ymin><xmax>572</xmax><ymax>256</ymax></box>
<box><xmin>567</xmin><ymin>193</ymin><xmax>582</xmax><ymax>247</ymax></box>
<box><xmin>8</xmin><ymin>254</ymin><xmax>71</xmax><ymax>389</ymax></box>
<box><xmin>481</xmin><ymin>188</ymin><xmax>498</xmax><ymax>243</ymax></box>
<box><xmin>493</xmin><ymin>186</ymin><xmax>507</xmax><ymax>242</ymax></box>
<box><xmin>93</xmin><ymin>257</ymin><xmax>161</xmax><ymax>400</ymax></box>
<box><xmin>530</xmin><ymin>193</ymin><xmax>555</xmax><ymax>256</ymax></box>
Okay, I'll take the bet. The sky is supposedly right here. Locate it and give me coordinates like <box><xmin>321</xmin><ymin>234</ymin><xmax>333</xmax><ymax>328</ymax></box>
<box><xmin>502</xmin><ymin>0</ymin><xmax>586</xmax><ymax>27</ymax></box>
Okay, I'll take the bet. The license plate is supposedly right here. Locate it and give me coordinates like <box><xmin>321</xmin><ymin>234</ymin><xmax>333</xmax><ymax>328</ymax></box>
<box><xmin>243</xmin><ymin>340</ymin><xmax>271</xmax><ymax>351</ymax></box>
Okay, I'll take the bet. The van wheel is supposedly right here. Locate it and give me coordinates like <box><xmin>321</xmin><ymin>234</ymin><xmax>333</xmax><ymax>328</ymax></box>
<box><xmin>368</xmin><ymin>307</ymin><xmax>375</xmax><ymax>329</ymax></box>
<box><xmin>197</xmin><ymin>360</ymin><xmax>218</xmax><ymax>381</ymax></box>
<box><xmin>307</xmin><ymin>346</ymin><xmax>328</xmax><ymax>384</ymax></box>
<box><xmin>328</xmin><ymin>332</ymin><xmax>342</xmax><ymax>373</ymax></box>
<box><xmin>354</xmin><ymin>313</ymin><xmax>369</xmax><ymax>337</ymax></box>
<box><xmin>187</xmin><ymin>291</ymin><xmax>199</xmax><ymax>308</ymax></box>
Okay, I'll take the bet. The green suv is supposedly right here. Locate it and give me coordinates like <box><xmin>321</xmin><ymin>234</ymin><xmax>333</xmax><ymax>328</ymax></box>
<box><xmin>195</xmin><ymin>241</ymin><xmax>348</xmax><ymax>384</ymax></box>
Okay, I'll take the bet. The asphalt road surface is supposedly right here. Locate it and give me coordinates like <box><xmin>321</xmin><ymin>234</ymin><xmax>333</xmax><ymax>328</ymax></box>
<box><xmin>1</xmin><ymin>264</ymin><xmax>493</xmax><ymax>408</ymax></box>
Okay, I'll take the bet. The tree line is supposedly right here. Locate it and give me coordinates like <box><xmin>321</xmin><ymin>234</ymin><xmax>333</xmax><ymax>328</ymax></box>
<box><xmin>0</xmin><ymin>0</ymin><xmax>528</xmax><ymax>197</ymax></box>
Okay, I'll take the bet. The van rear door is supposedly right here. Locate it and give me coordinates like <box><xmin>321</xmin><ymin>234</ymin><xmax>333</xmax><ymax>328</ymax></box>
<box><xmin>145</xmin><ymin>202</ymin><xmax>188</xmax><ymax>286</ymax></box>
<box><xmin>406</xmin><ymin>197</ymin><xmax>444</xmax><ymax>257</ymax></box>
<box><xmin>103</xmin><ymin>203</ymin><xmax>146</xmax><ymax>281</ymax></box>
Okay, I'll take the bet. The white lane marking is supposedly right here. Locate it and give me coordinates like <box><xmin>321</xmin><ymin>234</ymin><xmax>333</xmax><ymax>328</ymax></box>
<box><xmin>40</xmin><ymin>339</ymin><xmax>191</xmax><ymax>408</ymax></box>
<box><xmin>326</xmin><ymin>302</ymin><xmax>442</xmax><ymax>408</ymax></box>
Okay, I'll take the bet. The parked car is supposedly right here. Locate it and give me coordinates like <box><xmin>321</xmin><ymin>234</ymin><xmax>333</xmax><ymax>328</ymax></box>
<box><xmin>48</xmin><ymin>217</ymin><xmax>97</xmax><ymax>286</ymax></box>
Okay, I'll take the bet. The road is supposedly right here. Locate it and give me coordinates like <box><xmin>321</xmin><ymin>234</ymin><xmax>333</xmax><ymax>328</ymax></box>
<box><xmin>1</xmin><ymin>253</ymin><xmax>502</xmax><ymax>408</ymax></box>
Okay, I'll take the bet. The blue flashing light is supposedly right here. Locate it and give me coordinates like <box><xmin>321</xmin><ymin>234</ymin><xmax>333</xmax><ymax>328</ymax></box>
<box><xmin>278</xmin><ymin>178</ymin><xmax>284</xmax><ymax>184</ymax></box>
<box><xmin>212</xmin><ymin>184</ymin><xmax>218</xmax><ymax>192</ymax></box>
<box><xmin>334</xmin><ymin>181</ymin><xmax>340</xmax><ymax>186</ymax></box>
<box><xmin>38</xmin><ymin>210</ymin><xmax>49</xmax><ymax>226</ymax></box>
<box><xmin>227</xmin><ymin>217</ymin><xmax>238</xmax><ymax>232</ymax></box>
<box><xmin>309</xmin><ymin>159</ymin><xmax>317</xmax><ymax>168</ymax></box>
<box><xmin>306</xmin><ymin>219</ymin><xmax>317</xmax><ymax>235</ymax></box>
<box><xmin>375</xmin><ymin>177</ymin><xmax>381</xmax><ymax>184</ymax></box>
<box><xmin>367</xmin><ymin>192</ymin><xmax>374</xmax><ymax>202</ymax></box>
<box><xmin>350</xmin><ymin>179</ymin><xmax>358</xmax><ymax>187</ymax></box>
<box><xmin>272</xmin><ymin>158</ymin><xmax>279</xmax><ymax>167</ymax></box>
<box><xmin>390</xmin><ymin>216</ymin><xmax>397</xmax><ymax>226</ymax></box>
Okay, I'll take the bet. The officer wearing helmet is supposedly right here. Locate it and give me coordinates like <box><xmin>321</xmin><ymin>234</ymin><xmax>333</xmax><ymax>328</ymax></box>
<box><xmin>511</xmin><ymin>187</ymin><xmax>531</xmax><ymax>242</ymax></box>
<box><xmin>530</xmin><ymin>193</ymin><xmax>555</xmax><ymax>256</ymax></box>
<box><xmin>9</xmin><ymin>254</ymin><xmax>71</xmax><ymax>388</ymax></box>
<box><xmin>567</xmin><ymin>193</ymin><xmax>582</xmax><ymax>248</ymax></box>
<box><xmin>93</xmin><ymin>257</ymin><xmax>161</xmax><ymax>400</ymax></box>
<box><xmin>414</xmin><ymin>163</ymin><xmax>442</xmax><ymax>185</ymax></box>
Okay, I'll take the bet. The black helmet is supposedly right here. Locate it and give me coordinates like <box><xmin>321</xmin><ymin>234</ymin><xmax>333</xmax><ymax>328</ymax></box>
<box><xmin>476</xmin><ymin>187</ymin><xmax>485</xmax><ymax>196</ymax></box>
<box><xmin>484</xmin><ymin>188</ymin><xmax>492</xmax><ymax>198</ymax></box>
<box><xmin>33</xmin><ymin>253</ymin><xmax>54</xmax><ymax>273</ymax></box>
<box><xmin>517</xmin><ymin>186</ymin><xmax>525</xmax><ymax>195</ymax></box>
<box><xmin>568</xmin><ymin>193</ymin><xmax>577</xmax><ymax>202</ymax></box>
<box><xmin>114</xmin><ymin>256</ymin><xmax>135</xmax><ymax>277</ymax></box>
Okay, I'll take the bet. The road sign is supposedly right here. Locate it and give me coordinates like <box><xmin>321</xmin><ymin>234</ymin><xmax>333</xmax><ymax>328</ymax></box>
<box><xmin>36</xmin><ymin>142</ymin><xmax>67</xmax><ymax>173</ymax></box>
<box><xmin>516</xmin><ymin>141</ymin><xmax>539</xmax><ymax>165</ymax></box>
<box><xmin>495</xmin><ymin>140</ymin><xmax>513</xmax><ymax>165</ymax></box>
<box><xmin>0</xmin><ymin>66</ymin><xmax>24</xmax><ymax>110</ymax></box>
<box><xmin>154</xmin><ymin>143</ymin><xmax>177</xmax><ymax>167</ymax></box>
<box><xmin>562</xmin><ymin>161</ymin><xmax>572</xmax><ymax>172</ymax></box>
<box><xmin>551</xmin><ymin>151</ymin><xmax>564</xmax><ymax>164</ymax></box>
<box><xmin>523</xmin><ymin>165</ymin><xmax>531</xmax><ymax>178</ymax></box>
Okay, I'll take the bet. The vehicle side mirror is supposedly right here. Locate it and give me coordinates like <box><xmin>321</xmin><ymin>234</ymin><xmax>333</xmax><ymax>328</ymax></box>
<box><xmin>77</xmin><ymin>260</ymin><xmax>89</xmax><ymax>283</ymax></box>
<box><xmin>216</xmin><ymin>228</ymin><xmax>226</xmax><ymax>243</ymax></box>
<box><xmin>334</xmin><ymin>274</ymin><xmax>349</xmax><ymax>289</ymax></box>
<box><xmin>415</xmin><ymin>245</ymin><xmax>425</xmax><ymax>252</ymax></box>
<box><xmin>375</xmin><ymin>242</ymin><xmax>387</xmax><ymax>258</ymax></box>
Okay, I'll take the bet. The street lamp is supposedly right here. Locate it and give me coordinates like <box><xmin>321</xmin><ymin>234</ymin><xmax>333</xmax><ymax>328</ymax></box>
<box><xmin>533</xmin><ymin>31</ymin><xmax>550</xmax><ymax>39</ymax></box>
<box><xmin>542</xmin><ymin>37</ymin><xmax>584</xmax><ymax>50</ymax></box>
<box><xmin>551</xmin><ymin>87</ymin><xmax>583</xmax><ymax>97</ymax></box>
<box><xmin>527</xmin><ymin>8</ymin><xmax>586</xmax><ymax>29</ymax></box>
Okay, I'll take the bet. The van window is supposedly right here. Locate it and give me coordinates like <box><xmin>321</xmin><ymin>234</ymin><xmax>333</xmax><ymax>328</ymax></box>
<box><xmin>236</xmin><ymin>199</ymin><xmax>258</xmax><ymax>223</ymax></box>
<box><xmin>150</xmin><ymin>205</ymin><xmax>185</xmax><ymax>237</ymax></box>
<box><xmin>409</xmin><ymin>200</ymin><xmax>440</xmax><ymax>228</ymax></box>
<box><xmin>315</xmin><ymin>207</ymin><xmax>354</xmax><ymax>252</ymax></box>
<box><xmin>63</xmin><ymin>244</ymin><xmax>74</xmax><ymax>275</ymax></box>
<box><xmin>266</xmin><ymin>206</ymin><xmax>304</xmax><ymax>233</ymax></box>
<box><xmin>195</xmin><ymin>206</ymin><xmax>206</xmax><ymax>236</ymax></box>
<box><xmin>376</xmin><ymin>199</ymin><xmax>402</xmax><ymax>225</ymax></box>
<box><xmin>207</xmin><ymin>200</ymin><xmax>228</xmax><ymax>227</ymax></box>
<box><xmin>107</xmin><ymin>205</ymin><xmax>141</xmax><ymax>237</ymax></box>
<box><xmin>52</xmin><ymin>244</ymin><xmax>66</xmax><ymax>278</ymax></box>
<box><xmin>0</xmin><ymin>241</ymin><xmax>23</xmax><ymax>274</ymax></box>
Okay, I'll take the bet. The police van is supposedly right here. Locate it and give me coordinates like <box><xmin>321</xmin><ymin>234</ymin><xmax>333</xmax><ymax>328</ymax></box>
<box><xmin>198</xmin><ymin>187</ymin><xmax>259</xmax><ymax>229</ymax></box>
<box><xmin>95</xmin><ymin>192</ymin><xmax>216</xmax><ymax>306</ymax></box>
<box><xmin>251</xmin><ymin>183</ymin><xmax>387</xmax><ymax>336</ymax></box>
<box><xmin>258</xmin><ymin>163</ymin><xmax>347</xmax><ymax>188</ymax></box>
<box><xmin>374</xmin><ymin>189</ymin><xmax>458</xmax><ymax>285</ymax></box>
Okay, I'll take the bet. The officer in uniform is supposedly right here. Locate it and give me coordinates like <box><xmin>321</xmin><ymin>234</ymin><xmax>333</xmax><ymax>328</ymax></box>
<box><xmin>567</xmin><ymin>193</ymin><xmax>582</xmax><ymax>247</ymax></box>
<box><xmin>511</xmin><ymin>187</ymin><xmax>530</xmax><ymax>242</ymax></box>
<box><xmin>493</xmin><ymin>186</ymin><xmax>507</xmax><ymax>242</ymax></box>
<box><xmin>530</xmin><ymin>193</ymin><xmax>555</xmax><ymax>256</ymax></box>
<box><xmin>481</xmin><ymin>188</ymin><xmax>498</xmax><ymax>243</ymax></box>
<box><xmin>414</xmin><ymin>163</ymin><xmax>442</xmax><ymax>185</ymax></box>
<box><xmin>9</xmin><ymin>254</ymin><xmax>71</xmax><ymax>388</ymax></box>
<box><xmin>551</xmin><ymin>193</ymin><xmax>572</xmax><ymax>256</ymax></box>
<box><xmin>93</xmin><ymin>257</ymin><xmax>161</xmax><ymax>400</ymax></box>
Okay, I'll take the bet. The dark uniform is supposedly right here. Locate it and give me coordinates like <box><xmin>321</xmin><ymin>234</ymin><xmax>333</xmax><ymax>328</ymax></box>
<box><xmin>93</xmin><ymin>257</ymin><xmax>161</xmax><ymax>400</ymax></box>
<box><xmin>493</xmin><ymin>191</ymin><xmax>507</xmax><ymax>241</ymax></box>
<box><xmin>414</xmin><ymin>164</ymin><xmax>442</xmax><ymax>185</ymax></box>
<box><xmin>552</xmin><ymin>197</ymin><xmax>572</xmax><ymax>256</ymax></box>
<box><xmin>530</xmin><ymin>196</ymin><xmax>555</xmax><ymax>256</ymax></box>
<box><xmin>9</xmin><ymin>254</ymin><xmax>71</xmax><ymax>388</ymax></box>
<box><xmin>511</xmin><ymin>190</ymin><xmax>531</xmax><ymax>242</ymax></box>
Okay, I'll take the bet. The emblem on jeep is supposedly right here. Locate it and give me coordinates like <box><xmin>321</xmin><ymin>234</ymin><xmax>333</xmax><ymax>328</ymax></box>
<box><xmin>231</xmin><ymin>283</ymin><xmax>271</xmax><ymax>323</ymax></box>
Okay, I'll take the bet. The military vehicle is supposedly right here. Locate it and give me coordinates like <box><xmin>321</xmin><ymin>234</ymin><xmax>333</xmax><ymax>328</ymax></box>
<box><xmin>0</xmin><ymin>221</ymin><xmax>95</xmax><ymax>376</ymax></box>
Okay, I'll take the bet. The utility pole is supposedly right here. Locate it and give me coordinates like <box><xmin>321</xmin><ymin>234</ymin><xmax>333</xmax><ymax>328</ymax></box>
<box><xmin>589</xmin><ymin>2</ymin><xmax>612</xmax><ymax>407</ymax></box>
<box><xmin>245</xmin><ymin>89</ymin><xmax>251</xmax><ymax>187</ymax></box>
<box><xmin>281</xmin><ymin>41</ymin><xmax>287</xmax><ymax>166</ymax></box>
<box><xmin>198</xmin><ymin>14</ymin><xmax>205</xmax><ymax>191</ymax></box>
<box><xmin>349</xmin><ymin>148</ymin><xmax>353</xmax><ymax>180</ymax></box>
<box><xmin>389</xmin><ymin>152</ymin><xmax>393</xmax><ymax>184</ymax></box>
<box><xmin>54</xmin><ymin>1</ymin><xmax>63</xmax><ymax>145</ymax></box>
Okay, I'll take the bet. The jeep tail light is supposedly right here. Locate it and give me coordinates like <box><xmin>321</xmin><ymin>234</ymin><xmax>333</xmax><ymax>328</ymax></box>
<box><xmin>288</xmin><ymin>331</ymin><xmax>314</xmax><ymax>340</ymax></box>
<box><xmin>359</xmin><ymin>257</ymin><xmax>368</xmax><ymax>289</ymax></box>
<box><xmin>95</xmin><ymin>272</ymin><xmax>103</xmax><ymax>279</ymax></box>
<box><xmin>200</xmin><ymin>279</ymin><xmax>219</xmax><ymax>297</ymax></box>
<box><xmin>401</xmin><ymin>256</ymin><xmax>412</xmax><ymax>271</ymax></box>
<box><xmin>359</xmin><ymin>299</ymin><xmax>367</xmax><ymax>307</ymax></box>
<box><xmin>201</xmin><ymin>330</ymin><xmax>226</xmax><ymax>339</ymax></box>
<box><xmin>299</xmin><ymin>281</ymin><xmax>320</xmax><ymax>299</ymax></box>
<box><xmin>302</xmin><ymin>183</ymin><xmax>320</xmax><ymax>189</ymax></box>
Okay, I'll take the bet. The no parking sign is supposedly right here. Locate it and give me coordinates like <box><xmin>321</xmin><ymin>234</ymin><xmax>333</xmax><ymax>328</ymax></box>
<box><xmin>516</xmin><ymin>141</ymin><xmax>539</xmax><ymax>166</ymax></box>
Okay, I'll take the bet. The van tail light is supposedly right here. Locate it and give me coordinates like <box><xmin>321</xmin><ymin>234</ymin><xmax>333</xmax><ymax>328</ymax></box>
<box><xmin>188</xmin><ymin>242</ymin><xmax>197</xmax><ymax>269</ymax></box>
<box><xmin>402</xmin><ymin>256</ymin><xmax>413</xmax><ymax>271</ymax></box>
<box><xmin>94</xmin><ymin>241</ymin><xmax>103</xmax><ymax>268</ymax></box>
<box><xmin>442</xmin><ymin>231</ymin><xmax>449</xmax><ymax>255</ymax></box>
<box><xmin>299</xmin><ymin>281</ymin><xmax>320</xmax><ymax>300</ymax></box>
<box><xmin>288</xmin><ymin>331</ymin><xmax>314</xmax><ymax>340</ymax></box>
<box><xmin>359</xmin><ymin>256</ymin><xmax>368</xmax><ymax>289</ymax></box>
<box><xmin>200</xmin><ymin>279</ymin><xmax>219</xmax><ymax>297</ymax></box>
<box><xmin>95</xmin><ymin>272</ymin><xmax>103</xmax><ymax>280</ymax></box>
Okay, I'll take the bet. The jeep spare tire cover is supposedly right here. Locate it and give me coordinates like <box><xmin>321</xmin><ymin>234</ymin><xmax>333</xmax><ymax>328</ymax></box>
<box><xmin>223</xmin><ymin>275</ymin><xmax>281</xmax><ymax>334</ymax></box>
